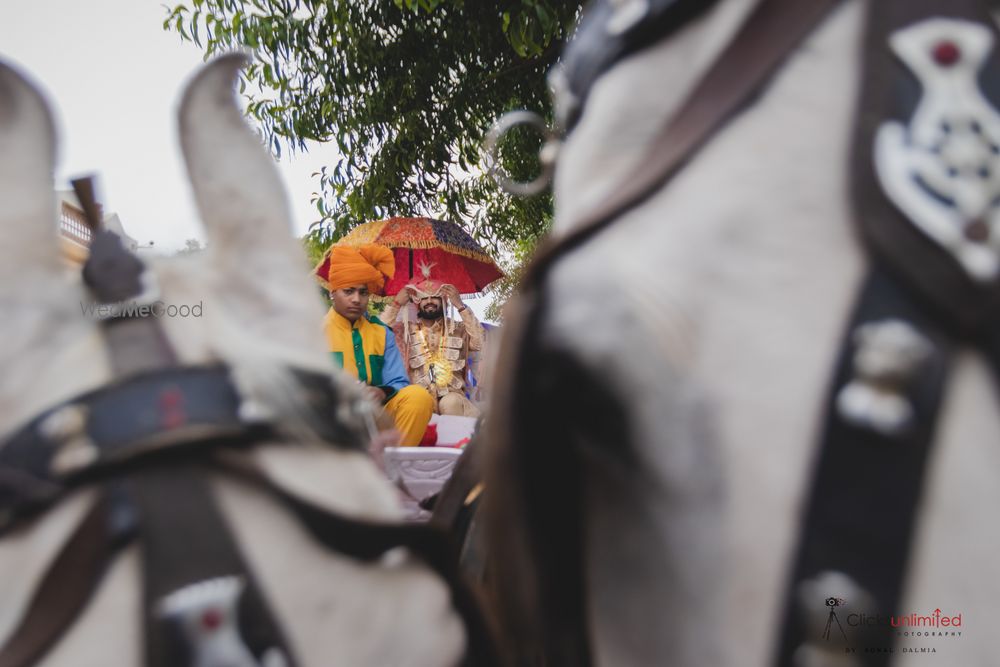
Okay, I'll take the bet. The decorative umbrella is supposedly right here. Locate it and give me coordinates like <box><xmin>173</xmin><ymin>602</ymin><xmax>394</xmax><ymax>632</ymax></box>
<box><xmin>314</xmin><ymin>216</ymin><xmax>504</xmax><ymax>295</ymax></box>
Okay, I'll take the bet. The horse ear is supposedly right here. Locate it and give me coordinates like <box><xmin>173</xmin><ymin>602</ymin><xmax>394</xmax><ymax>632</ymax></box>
<box><xmin>0</xmin><ymin>59</ymin><xmax>61</xmax><ymax>293</ymax></box>
<box><xmin>0</xmin><ymin>62</ymin><xmax>108</xmax><ymax>430</ymax></box>
<box><xmin>178</xmin><ymin>54</ymin><xmax>329</xmax><ymax>359</ymax></box>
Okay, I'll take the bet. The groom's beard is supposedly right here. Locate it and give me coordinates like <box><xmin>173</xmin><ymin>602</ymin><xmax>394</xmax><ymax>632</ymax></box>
<box><xmin>417</xmin><ymin>305</ymin><xmax>443</xmax><ymax>320</ymax></box>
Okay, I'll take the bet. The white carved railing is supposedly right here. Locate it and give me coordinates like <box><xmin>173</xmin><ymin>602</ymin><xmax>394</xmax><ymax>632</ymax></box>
<box><xmin>383</xmin><ymin>415</ymin><xmax>477</xmax><ymax>521</ymax></box>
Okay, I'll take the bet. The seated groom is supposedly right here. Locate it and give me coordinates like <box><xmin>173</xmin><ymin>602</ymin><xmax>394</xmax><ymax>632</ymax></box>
<box><xmin>321</xmin><ymin>244</ymin><xmax>433</xmax><ymax>446</ymax></box>
<box><xmin>379</xmin><ymin>268</ymin><xmax>484</xmax><ymax>418</ymax></box>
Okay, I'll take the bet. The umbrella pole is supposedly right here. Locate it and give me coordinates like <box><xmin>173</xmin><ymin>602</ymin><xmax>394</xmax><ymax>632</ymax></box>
<box><xmin>409</xmin><ymin>248</ymin><xmax>414</xmax><ymax>279</ymax></box>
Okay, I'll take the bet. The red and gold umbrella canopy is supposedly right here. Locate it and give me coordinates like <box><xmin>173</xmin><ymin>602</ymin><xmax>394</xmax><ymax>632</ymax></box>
<box><xmin>314</xmin><ymin>217</ymin><xmax>504</xmax><ymax>295</ymax></box>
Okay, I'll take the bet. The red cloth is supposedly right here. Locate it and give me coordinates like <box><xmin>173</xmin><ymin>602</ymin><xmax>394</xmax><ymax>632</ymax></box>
<box><xmin>418</xmin><ymin>423</ymin><xmax>438</xmax><ymax>446</ymax></box>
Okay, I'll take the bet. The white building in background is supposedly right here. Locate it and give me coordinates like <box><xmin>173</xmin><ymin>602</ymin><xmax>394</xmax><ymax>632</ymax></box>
<box><xmin>58</xmin><ymin>190</ymin><xmax>139</xmax><ymax>269</ymax></box>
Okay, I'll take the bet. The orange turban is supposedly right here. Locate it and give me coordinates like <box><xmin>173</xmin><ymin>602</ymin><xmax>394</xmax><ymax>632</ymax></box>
<box><xmin>325</xmin><ymin>244</ymin><xmax>395</xmax><ymax>293</ymax></box>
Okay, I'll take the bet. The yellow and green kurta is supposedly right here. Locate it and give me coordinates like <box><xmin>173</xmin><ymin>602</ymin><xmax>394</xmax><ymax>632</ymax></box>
<box><xmin>323</xmin><ymin>309</ymin><xmax>433</xmax><ymax>446</ymax></box>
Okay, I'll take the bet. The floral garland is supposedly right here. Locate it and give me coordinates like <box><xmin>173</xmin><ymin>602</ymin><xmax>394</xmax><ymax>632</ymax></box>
<box><xmin>414</xmin><ymin>327</ymin><xmax>454</xmax><ymax>390</ymax></box>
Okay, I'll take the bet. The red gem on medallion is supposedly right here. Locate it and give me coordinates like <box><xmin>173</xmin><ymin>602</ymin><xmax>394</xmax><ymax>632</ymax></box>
<box><xmin>200</xmin><ymin>608</ymin><xmax>223</xmax><ymax>631</ymax></box>
<box><xmin>932</xmin><ymin>41</ymin><xmax>960</xmax><ymax>66</ymax></box>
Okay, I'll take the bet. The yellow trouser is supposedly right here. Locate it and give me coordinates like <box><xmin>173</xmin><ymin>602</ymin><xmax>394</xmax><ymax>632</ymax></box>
<box><xmin>382</xmin><ymin>385</ymin><xmax>434</xmax><ymax>446</ymax></box>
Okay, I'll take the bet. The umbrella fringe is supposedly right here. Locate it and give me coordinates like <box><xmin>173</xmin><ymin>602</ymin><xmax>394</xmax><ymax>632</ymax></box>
<box><xmin>332</xmin><ymin>238</ymin><xmax>494</xmax><ymax>264</ymax></box>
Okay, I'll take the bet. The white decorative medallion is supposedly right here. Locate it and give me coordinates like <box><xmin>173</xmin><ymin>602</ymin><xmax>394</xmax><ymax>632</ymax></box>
<box><xmin>874</xmin><ymin>18</ymin><xmax>1000</xmax><ymax>282</ymax></box>
<box><xmin>158</xmin><ymin>576</ymin><xmax>288</xmax><ymax>667</ymax></box>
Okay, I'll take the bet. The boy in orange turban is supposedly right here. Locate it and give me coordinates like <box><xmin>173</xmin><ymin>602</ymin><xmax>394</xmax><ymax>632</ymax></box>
<box><xmin>318</xmin><ymin>244</ymin><xmax>433</xmax><ymax>446</ymax></box>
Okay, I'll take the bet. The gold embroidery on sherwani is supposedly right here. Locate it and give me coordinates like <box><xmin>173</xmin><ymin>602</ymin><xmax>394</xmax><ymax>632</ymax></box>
<box><xmin>408</xmin><ymin>321</ymin><xmax>468</xmax><ymax>397</ymax></box>
<box><xmin>415</xmin><ymin>327</ymin><xmax>455</xmax><ymax>390</ymax></box>
<box><xmin>382</xmin><ymin>300</ymin><xmax>483</xmax><ymax>401</ymax></box>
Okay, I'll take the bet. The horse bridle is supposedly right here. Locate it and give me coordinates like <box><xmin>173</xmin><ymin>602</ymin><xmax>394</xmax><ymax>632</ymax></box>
<box><xmin>0</xmin><ymin>228</ymin><xmax>497</xmax><ymax>667</ymax></box>
<box><xmin>494</xmin><ymin>0</ymin><xmax>1000</xmax><ymax>665</ymax></box>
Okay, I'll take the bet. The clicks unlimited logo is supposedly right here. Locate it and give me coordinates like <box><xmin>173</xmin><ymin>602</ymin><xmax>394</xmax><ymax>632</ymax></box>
<box><xmin>847</xmin><ymin>608</ymin><xmax>962</xmax><ymax>630</ymax></box>
<box><xmin>827</xmin><ymin>604</ymin><xmax>964</xmax><ymax>656</ymax></box>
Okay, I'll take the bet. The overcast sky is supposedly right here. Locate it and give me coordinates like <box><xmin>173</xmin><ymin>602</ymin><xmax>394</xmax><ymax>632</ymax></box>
<box><xmin>1</xmin><ymin>0</ymin><xmax>339</xmax><ymax>252</ymax></box>
<box><xmin>1</xmin><ymin>0</ymin><xmax>496</xmax><ymax>321</ymax></box>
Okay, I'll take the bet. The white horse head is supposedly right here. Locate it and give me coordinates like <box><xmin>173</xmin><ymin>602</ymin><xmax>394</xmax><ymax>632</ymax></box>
<box><xmin>0</xmin><ymin>55</ymin><xmax>466</xmax><ymax>666</ymax></box>
<box><xmin>487</xmin><ymin>1</ymin><xmax>1000</xmax><ymax>665</ymax></box>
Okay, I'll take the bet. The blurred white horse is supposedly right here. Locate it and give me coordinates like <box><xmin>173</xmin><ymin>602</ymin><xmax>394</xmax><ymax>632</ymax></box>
<box><xmin>0</xmin><ymin>56</ymin><xmax>465</xmax><ymax>666</ymax></box>
<box><xmin>487</xmin><ymin>1</ymin><xmax>1000</xmax><ymax>665</ymax></box>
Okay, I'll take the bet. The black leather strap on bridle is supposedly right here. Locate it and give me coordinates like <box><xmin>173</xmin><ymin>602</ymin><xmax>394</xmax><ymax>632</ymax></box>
<box><xmin>851</xmin><ymin>0</ymin><xmax>1000</xmax><ymax>333</ymax></box>
<box><xmin>0</xmin><ymin>216</ymin><xmax>497</xmax><ymax>666</ymax></box>
<box><xmin>213</xmin><ymin>452</ymin><xmax>500</xmax><ymax>667</ymax></box>
<box><xmin>131</xmin><ymin>462</ymin><xmax>297</xmax><ymax>667</ymax></box>
<box><xmin>0</xmin><ymin>364</ymin><xmax>366</xmax><ymax>532</ymax></box>
<box><xmin>774</xmin><ymin>267</ymin><xmax>956</xmax><ymax>664</ymax></box>
<box><xmin>0</xmin><ymin>491</ymin><xmax>131</xmax><ymax>667</ymax></box>
<box><xmin>0</xmin><ymin>444</ymin><xmax>502</xmax><ymax>667</ymax></box>
<box><xmin>523</xmin><ymin>0</ymin><xmax>844</xmax><ymax>294</ymax></box>
<box><xmin>487</xmin><ymin>0</ymin><xmax>845</xmax><ymax>664</ymax></box>
<box><xmin>0</xmin><ymin>223</ymin><xmax>296</xmax><ymax>666</ymax></box>
<box><xmin>557</xmin><ymin>0</ymin><xmax>722</xmax><ymax>130</ymax></box>
<box><xmin>0</xmin><ymin>366</ymin><xmax>270</xmax><ymax>529</ymax></box>
<box><xmin>775</xmin><ymin>0</ymin><xmax>1000</xmax><ymax>662</ymax></box>
<box><xmin>496</xmin><ymin>0</ymin><xmax>1000</xmax><ymax>664</ymax></box>
<box><xmin>429</xmin><ymin>437</ymin><xmax>489</xmax><ymax>581</ymax></box>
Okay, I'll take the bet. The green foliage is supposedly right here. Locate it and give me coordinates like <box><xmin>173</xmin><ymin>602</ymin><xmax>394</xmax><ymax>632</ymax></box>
<box><xmin>483</xmin><ymin>230</ymin><xmax>539</xmax><ymax>322</ymax></box>
<box><xmin>300</xmin><ymin>232</ymin><xmax>328</xmax><ymax>268</ymax></box>
<box><xmin>300</xmin><ymin>234</ymin><xmax>332</xmax><ymax>306</ymax></box>
<box><xmin>164</xmin><ymin>0</ymin><xmax>581</xmax><ymax>260</ymax></box>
